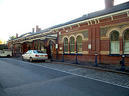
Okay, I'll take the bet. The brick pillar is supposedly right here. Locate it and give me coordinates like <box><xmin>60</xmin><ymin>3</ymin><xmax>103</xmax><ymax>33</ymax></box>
<box><xmin>95</xmin><ymin>26</ymin><xmax>101</xmax><ymax>63</ymax></box>
<box><xmin>32</xmin><ymin>41</ymin><xmax>34</xmax><ymax>50</ymax></box>
<box><xmin>88</xmin><ymin>27</ymin><xmax>92</xmax><ymax>55</ymax></box>
<box><xmin>120</xmin><ymin>37</ymin><xmax>123</xmax><ymax>55</ymax></box>
<box><xmin>13</xmin><ymin>44</ymin><xmax>16</xmax><ymax>56</ymax></box>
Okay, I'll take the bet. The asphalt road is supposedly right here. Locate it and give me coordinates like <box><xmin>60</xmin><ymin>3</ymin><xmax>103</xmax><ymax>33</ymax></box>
<box><xmin>0</xmin><ymin>58</ymin><xmax>129</xmax><ymax>96</ymax></box>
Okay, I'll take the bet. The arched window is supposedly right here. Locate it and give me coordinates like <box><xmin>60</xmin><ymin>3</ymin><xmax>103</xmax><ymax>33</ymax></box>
<box><xmin>64</xmin><ymin>38</ymin><xmax>68</xmax><ymax>53</ymax></box>
<box><xmin>70</xmin><ymin>36</ymin><xmax>75</xmax><ymax>53</ymax></box>
<box><xmin>76</xmin><ymin>36</ymin><xmax>82</xmax><ymax>53</ymax></box>
<box><xmin>110</xmin><ymin>31</ymin><xmax>120</xmax><ymax>54</ymax></box>
<box><xmin>124</xmin><ymin>29</ymin><xmax>129</xmax><ymax>54</ymax></box>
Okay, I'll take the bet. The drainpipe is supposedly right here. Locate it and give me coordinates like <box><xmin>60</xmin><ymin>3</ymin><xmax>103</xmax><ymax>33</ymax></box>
<box><xmin>75</xmin><ymin>41</ymin><xmax>78</xmax><ymax>64</ymax></box>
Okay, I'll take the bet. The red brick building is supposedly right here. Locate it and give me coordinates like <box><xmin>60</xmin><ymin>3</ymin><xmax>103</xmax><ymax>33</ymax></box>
<box><xmin>8</xmin><ymin>0</ymin><xmax>129</xmax><ymax>65</ymax></box>
<box><xmin>53</xmin><ymin>0</ymin><xmax>129</xmax><ymax>66</ymax></box>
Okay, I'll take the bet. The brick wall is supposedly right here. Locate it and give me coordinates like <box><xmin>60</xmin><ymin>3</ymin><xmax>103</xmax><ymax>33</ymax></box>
<box><xmin>57</xmin><ymin>11</ymin><xmax>129</xmax><ymax>65</ymax></box>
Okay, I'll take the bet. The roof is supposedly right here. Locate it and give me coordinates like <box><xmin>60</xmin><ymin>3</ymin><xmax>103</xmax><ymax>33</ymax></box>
<box><xmin>19</xmin><ymin>32</ymin><xmax>33</xmax><ymax>38</ymax></box>
<box><xmin>12</xmin><ymin>1</ymin><xmax>129</xmax><ymax>40</ymax></box>
<box><xmin>50</xmin><ymin>1</ymin><xmax>129</xmax><ymax>29</ymax></box>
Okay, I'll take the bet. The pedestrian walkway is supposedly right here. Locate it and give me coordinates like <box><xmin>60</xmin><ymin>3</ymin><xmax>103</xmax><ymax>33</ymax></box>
<box><xmin>36</xmin><ymin>61</ymin><xmax>129</xmax><ymax>89</ymax></box>
<box><xmin>12</xmin><ymin>57</ymin><xmax>129</xmax><ymax>88</ymax></box>
<box><xmin>14</xmin><ymin>56</ymin><xmax>129</xmax><ymax>74</ymax></box>
<box><xmin>53</xmin><ymin>59</ymin><xmax>129</xmax><ymax>75</ymax></box>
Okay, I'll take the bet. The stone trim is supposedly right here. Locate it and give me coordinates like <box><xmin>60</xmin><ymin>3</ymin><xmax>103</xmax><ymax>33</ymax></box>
<box><xmin>100</xmin><ymin>22</ymin><xmax>129</xmax><ymax>39</ymax></box>
<box><xmin>82</xmin><ymin>51</ymin><xmax>89</xmax><ymax>54</ymax></box>
<box><xmin>100</xmin><ymin>51</ymin><xmax>109</xmax><ymax>55</ymax></box>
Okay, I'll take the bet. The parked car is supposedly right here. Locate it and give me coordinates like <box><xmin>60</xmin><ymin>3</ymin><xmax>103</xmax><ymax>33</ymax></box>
<box><xmin>0</xmin><ymin>49</ymin><xmax>12</xmax><ymax>57</ymax></box>
<box><xmin>22</xmin><ymin>50</ymin><xmax>48</xmax><ymax>62</ymax></box>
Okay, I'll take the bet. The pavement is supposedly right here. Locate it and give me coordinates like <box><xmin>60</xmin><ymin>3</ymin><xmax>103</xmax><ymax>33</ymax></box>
<box><xmin>52</xmin><ymin>61</ymin><xmax>129</xmax><ymax>75</ymax></box>
<box><xmin>39</xmin><ymin>61</ymin><xmax>129</xmax><ymax>89</ymax></box>
<box><xmin>0</xmin><ymin>58</ymin><xmax>129</xmax><ymax>96</ymax></box>
<box><xmin>14</xmin><ymin>56</ymin><xmax>129</xmax><ymax>75</ymax></box>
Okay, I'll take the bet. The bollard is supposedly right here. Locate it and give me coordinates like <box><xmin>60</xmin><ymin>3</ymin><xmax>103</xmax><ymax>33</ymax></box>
<box><xmin>62</xmin><ymin>52</ymin><xmax>64</xmax><ymax>62</ymax></box>
<box><xmin>75</xmin><ymin>53</ymin><xmax>78</xmax><ymax>64</ymax></box>
<box><xmin>120</xmin><ymin>55</ymin><xmax>125</xmax><ymax>71</ymax></box>
<box><xmin>95</xmin><ymin>53</ymin><xmax>98</xmax><ymax>66</ymax></box>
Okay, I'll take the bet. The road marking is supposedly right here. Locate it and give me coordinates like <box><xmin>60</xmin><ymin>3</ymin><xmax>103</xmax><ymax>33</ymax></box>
<box><xmin>24</xmin><ymin>62</ymin><xmax>129</xmax><ymax>89</ymax></box>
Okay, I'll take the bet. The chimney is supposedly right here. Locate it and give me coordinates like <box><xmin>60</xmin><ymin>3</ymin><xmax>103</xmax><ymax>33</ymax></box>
<box><xmin>16</xmin><ymin>33</ymin><xmax>18</xmax><ymax>38</ymax></box>
<box><xmin>36</xmin><ymin>25</ymin><xmax>41</xmax><ymax>32</ymax></box>
<box><xmin>36</xmin><ymin>25</ymin><xmax>39</xmax><ymax>32</ymax></box>
<box><xmin>32</xmin><ymin>28</ymin><xmax>35</xmax><ymax>33</ymax></box>
<box><xmin>105</xmin><ymin>0</ymin><xmax>114</xmax><ymax>9</ymax></box>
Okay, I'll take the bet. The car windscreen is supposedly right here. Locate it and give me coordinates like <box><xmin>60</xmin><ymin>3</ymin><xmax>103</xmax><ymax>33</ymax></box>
<box><xmin>33</xmin><ymin>50</ymin><xmax>45</xmax><ymax>53</ymax></box>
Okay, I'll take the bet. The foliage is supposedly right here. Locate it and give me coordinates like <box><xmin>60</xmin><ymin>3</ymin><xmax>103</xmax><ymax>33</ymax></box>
<box><xmin>0</xmin><ymin>44</ymin><xmax>8</xmax><ymax>50</ymax></box>
<box><xmin>9</xmin><ymin>36</ymin><xmax>16</xmax><ymax>40</ymax></box>
<box><xmin>0</xmin><ymin>40</ymin><xmax>2</xmax><ymax>44</ymax></box>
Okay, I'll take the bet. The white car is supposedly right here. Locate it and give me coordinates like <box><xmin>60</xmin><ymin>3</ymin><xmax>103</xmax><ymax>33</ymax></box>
<box><xmin>0</xmin><ymin>49</ymin><xmax>12</xmax><ymax>57</ymax></box>
<box><xmin>22</xmin><ymin>50</ymin><xmax>48</xmax><ymax>62</ymax></box>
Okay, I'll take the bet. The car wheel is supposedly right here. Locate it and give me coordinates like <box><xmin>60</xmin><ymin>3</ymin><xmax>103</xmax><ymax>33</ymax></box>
<box><xmin>22</xmin><ymin>56</ymin><xmax>24</xmax><ymax>61</ymax></box>
<box><xmin>7</xmin><ymin>55</ymin><xmax>10</xmax><ymax>57</ymax></box>
<box><xmin>29</xmin><ymin>57</ymin><xmax>33</xmax><ymax>62</ymax></box>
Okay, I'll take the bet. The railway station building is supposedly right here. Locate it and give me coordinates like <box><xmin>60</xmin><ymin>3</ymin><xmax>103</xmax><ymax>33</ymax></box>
<box><xmin>8</xmin><ymin>0</ymin><xmax>129</xmax><ymax>65</ymax></box>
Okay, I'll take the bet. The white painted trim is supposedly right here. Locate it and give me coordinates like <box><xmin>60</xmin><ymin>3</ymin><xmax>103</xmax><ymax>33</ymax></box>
<box><xmin>90</xmin><ymin>20</ymin><xmax>92</xmax><ymax>25</ymax></box>
<box><xmin>69</xmin><ymin>26</ymin><xmax>72</xmax><ymax>30</ymax></box>
<box><xmin>47</xmin><ymin>39</ymin><xmax>56</xmax><ymax>45</ymax></box>
<box><xmin>121</xmin><ymin>25</ymin><xmax>129</xmax><ymax>37</ymax></box>
<box><xmin>76</xmin><ymin>34</ymin><xmax>84</xmax><ymax>40</ymax></box>
<box><xmin>97</xmin><ymin>18</ymin><xmax>100</xmax><ymax>23</ymax></box>
<box><xmin>68</xmin><ymin>35</ymin><xmax>76</xmax><ymax>40</ymax></box>
<box><xmin>127</xmin><ymin>12</ymin><xmax>129</xmax><ymax>17</ymax></box>
<box><xmin>111</xmin><ymin>16</ymin><xmax>113</xmax><ymax>21</ymax></box>
<box><xmin>106</xmin><ymin>27</ymin><xmax>121</xmax><ymax>37</ymax></box>
<box><xmin>94</xmin><ymin>19</ymin><xmax>97</xmax><ymax>24</ymax></box>
<box><xmin>87</xmin><ymin>21</ymin><xmax>90</xmax><ymax>25</ymax></box>
<box><xmin>62</xmin><ymin>36</ymin><xmax>69</xmax><ymax>43</ymax></box>
<box><xmin>77</xmin><ymin>24</ymin><xmax>80</xmax><ymax>27</ymax></box>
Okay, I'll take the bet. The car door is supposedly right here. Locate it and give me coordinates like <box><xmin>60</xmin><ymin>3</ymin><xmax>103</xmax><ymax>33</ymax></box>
<box><xmin>28</xmin><ymin>50</ymin><xmax>33</xmax><ymax>59</ymax></box>
<box><xmin>24</xmin><ymin>51</ymin><xmax>30</xmax><ymax>60</ymax></box>
<box><xmin>26</xmin><ymin>50</ymin><xmax>32</xmax><ymax>60</ymax></box>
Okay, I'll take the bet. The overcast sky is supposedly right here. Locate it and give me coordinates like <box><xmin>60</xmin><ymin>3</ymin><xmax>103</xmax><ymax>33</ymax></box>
<box><xmin>0</xmin><ymin>0</ymin><xmax>129</xmax><ymax>42</ymax></box>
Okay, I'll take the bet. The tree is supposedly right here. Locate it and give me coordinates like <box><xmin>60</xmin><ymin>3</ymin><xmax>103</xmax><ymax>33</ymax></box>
<box><xmin>9</xmin><ymin>36</ymin><xmax>16</xmax><ymax>40</ymax></box>
<box><xmin>0</xmin><ymin>40</ymin><xmax>2</xmax><ymax>44</ymax></box>
<box><xmin>0</xmin><ymin>44</ymin><xmax>8</xmax><ymax>50</ymax></box>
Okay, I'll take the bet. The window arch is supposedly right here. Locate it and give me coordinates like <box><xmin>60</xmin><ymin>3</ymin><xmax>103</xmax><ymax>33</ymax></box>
<box><xmin>70</xmin><ymin>36</ymin><xmax>75</xmax><ymax>53</ymax></box>
<box><xmin>110</xmin><ymin>31</ymin><xmax>120</xmax><ymax>54</ymax></box>
<box><xmin>124</xmin><ymin>29</ymin><xmax>129</xmax><ymax>54</ymax></box>
<box><xmin>64</xmin><ymin>38</ymin><xmax>68</xmax><ymax>53</ymax></box>
<box><xmin>76</xmin><ymin>36</ymin><xmax>82</xmax><ymax>53</ymax></box>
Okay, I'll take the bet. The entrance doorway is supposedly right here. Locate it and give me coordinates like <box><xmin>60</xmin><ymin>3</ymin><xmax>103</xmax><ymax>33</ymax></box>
<box><xmin>47</xmin><ymin>40</ymin><xmax>55</xmax><ymax>60</ymax></box>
